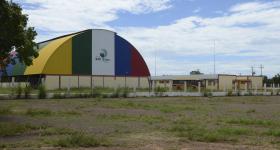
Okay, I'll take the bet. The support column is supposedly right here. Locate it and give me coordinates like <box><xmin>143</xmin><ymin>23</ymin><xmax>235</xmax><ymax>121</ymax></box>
<box><xmin>67</xmin><ymin>76</ymin><xmax>71</xmax><ymax>94</ymax></box>
<box><xmin>245</xmin><ymin>82</ymin><xmax>248</xmax><ymax>92</ymax></box>
<box><xmin>59</xmin><ymin>75</ymin><xmax>61</xmax><ymax>89</ymax></box>
<box><xmin>152</xmin><ymin>80</ymin><xmax>155</xmax><ymax>92</ymax></box>
<box><xmin>255</xmin><ymin>85</ymin><xmax>258</xmax><ymax>93</ymax></box>
<box><xmin>12</xmin><ymin>77</ymin><xmax>15</xmax><ymax>88</ymax></box>
<box><xmin>273</xmin><ymin>83</ymin><xmax>275</xmax><ymax>95</ymax></box>
<box><xmin>184</xmin><ymin>81</ymin><xmax>187</xmax><ymax>92</ymax></box>
<box><xmin>234</xmin><ymin>82</ymin><xmax>237</xmax><ymax>92</ymax></box>
<box><xmin>124</xmin><ymin>76</ymin><xmax>127</xmax><ymax>88</ymax></box>
<box><xmin>169</xmin><ymin>80</ymin><xmax>173</xmax><ymax>92</ymax></box>
<box><xmin>138</xmin><ymin>77</ymin><xmax>140</xmax><ymax>88</ymax></box>
<box><xmin>198</xmin><ymin>82</ymin><xmax>201</xmax><ymax>93</ymax></box>
<box><xmin>102</xmin><ymin>76</ymin><xmax>105</xmax><ymax>88</ymax></box>
<box><xmin>264</xmin><ymin>83</ymin><xmax>267</xmax><ymax>93</ymax></box>
<box><xmin>78</xmin><ymin>75</ymin><xmax>80</xmax><ymax>89</ymax></box>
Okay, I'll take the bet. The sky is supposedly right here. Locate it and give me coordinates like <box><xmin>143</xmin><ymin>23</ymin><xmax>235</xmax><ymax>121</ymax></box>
<box><xmin>14</xmin><ymin>0</ymin><xmax>280</xmax><ymax>77</ymax></box>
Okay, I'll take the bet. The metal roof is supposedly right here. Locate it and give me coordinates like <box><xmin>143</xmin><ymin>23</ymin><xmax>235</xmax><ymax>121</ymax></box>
<box><xmin>151</xmin><ymin>74</ymin><xmax>219</xmax><ymax>80</ymax></box>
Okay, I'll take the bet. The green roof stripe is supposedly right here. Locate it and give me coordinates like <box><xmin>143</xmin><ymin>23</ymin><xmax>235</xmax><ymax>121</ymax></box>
<box><xmin>72</xmin><ymin>30</ymin><xmax>92</xmax><ymax>75</ymax></box>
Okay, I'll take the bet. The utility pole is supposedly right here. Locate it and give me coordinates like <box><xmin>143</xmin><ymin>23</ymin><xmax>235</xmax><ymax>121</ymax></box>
<box><xmin>154</xmin><ymin>49</ymin><xmax>157</xmax><ymax>76</ymax></box>
<box><xmin>260</xmin><ymin>64</ymin><xmax>264</xmax><ymax>76</ymax></box>
<box><xmin>251</xmin><ymin>66</ymin><xmax>255</xmax><ymax>76</ymax></box>
<box><xmin>213</xmin><ymin>40</ymin><xmax>216</xmax><ymax>74</ymax></box>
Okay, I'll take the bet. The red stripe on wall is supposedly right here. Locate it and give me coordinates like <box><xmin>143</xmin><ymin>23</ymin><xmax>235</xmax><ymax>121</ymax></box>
<box><xmin>131</xmin><ymin>47</ymin><xmax>150</xmax><ymax>76</ymax></box>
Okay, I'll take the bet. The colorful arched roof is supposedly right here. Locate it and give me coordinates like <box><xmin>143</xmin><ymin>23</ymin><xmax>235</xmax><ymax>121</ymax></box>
<box><xmin>2</xmin><ymin>29</ymin><xmax>150</xmax><ymax>77</ymax></box>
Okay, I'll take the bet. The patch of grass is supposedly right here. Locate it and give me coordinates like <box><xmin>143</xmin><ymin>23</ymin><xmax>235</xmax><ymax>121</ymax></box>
<box><xmin>0</xmin><ymin>107</ymin><xmax>12</xmax><ymax>115</ymax></box>
<box><xmin>52</xmin><ymin>133</ymin><xmax>109</xmax><ymax>147</ymax></box>
<box><xmin>97</xmin><ymin>114</ymin><xmax>165</xmax><ymax>124</ymax></box>
<box><xmin>41</xmin><ymin>127</ymin><xmax>76</xmax><ymax>136</ymax></box>
<box><xmin>246</xmin><ymin>109</ymin><xmax>256</xmax><ymax>113</ymax></box>
<box><xmin>25</xmin><ymin>108</ymin><xmax>80</xmax><ymax>117</ymax></box>
<box><xmin>217</xmin><ymin>127</ymin><xmax>250</xmax><ymax>136</ymax></box>
<box><xmin>265</xmin><ymin>129</ymin><xmax>280</xmax><ymax>137</ymax></box>
<box><xmin>168</xmin><ymin>124</ymin><xmax>242</xmax><ymax>142</ymax></box>
<box><xmin>26</xmin><ymin>108</ymin><xmax>53</xmax><ymax>117</ymax></box>
<box><xmin>100</xmin><ymin>100</ymin><xmax>196</xmax><ymax>113</ymax></box>
<box><xmin>0</xmin><ymin>122</ymin><xmax>45</xmax><ymax>136</ymax></box>
<box><xmin>225</xmin><ymin>118</ymin><xmax>276</xmax><ymax>127</ymax></box>
<box><xmin>58</xmin><ymin>110</ymin><xmax>81</xmax><ymax>116</ymax></box>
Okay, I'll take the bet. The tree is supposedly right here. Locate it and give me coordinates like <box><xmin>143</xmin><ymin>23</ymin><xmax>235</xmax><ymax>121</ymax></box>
<box><xmin>0</xmin><ymin>0</ymin><xmax>38</xmax><ymax>75</ymax></box>
<box><xmin>263</xmin><ymin>74</ymin><xmax>280</xmax><ymax>85</ymax></box>
<box><xmin>190</xmin><ymin>69</ymin><xmax>203</xmax><ymax>75</ymax></box>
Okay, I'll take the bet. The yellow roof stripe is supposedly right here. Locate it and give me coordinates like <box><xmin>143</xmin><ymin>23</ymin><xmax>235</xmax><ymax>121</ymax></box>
<box><xmin>24</xmin><ymin>35</ymin><xmax>75</xmax><ymax>75</ymax></box>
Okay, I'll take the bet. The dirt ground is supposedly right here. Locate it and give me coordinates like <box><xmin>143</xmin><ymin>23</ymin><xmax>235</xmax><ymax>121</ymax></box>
<box><xmin>0</xmin><ymin>96</ymin><xmax>280</xmax><ymax>149</ymax></box>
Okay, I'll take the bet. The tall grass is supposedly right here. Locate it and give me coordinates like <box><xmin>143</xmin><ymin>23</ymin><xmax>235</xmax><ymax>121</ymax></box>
<box><xmin>53</xmin><ymin>133</ymin><xmax>109</xmax><ymax>147</ymax></box>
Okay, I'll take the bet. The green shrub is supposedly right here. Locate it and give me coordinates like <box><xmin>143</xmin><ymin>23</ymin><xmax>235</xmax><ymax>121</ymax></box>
<box><xmin>265</xmin><ymin>129</ymin><xmax>280</xmax><ymax>137</ymax></box>
<box><xmin>24</xmin><ymin>85</ymin><xmax>32</xmax><ymax>99</ymax></box>
<box><xmin>122</xmin><ymin>88</ymin><xmax>129</xmax><ymax>98</ymax></box>
<box><xmin>16</xmin><ymin>85</ymin><xmax>22</xmax><ymax>99</ymax></box>
<box><xmin>227</xmin><ymin>91</ymin><xmax>233</xmax><ymax>96</ymax></box>
<box><xmin>38</xmin><ymin>85</ymin><xmax>47</xmax><ymax>99</ymax></box>
<box><xmin>203</xmin><ymin>91</ymin><xmax>212</xmax><ymax>97</ymax></box>
<box><xmin>54</xmin><ymin>133</ymin><xmax>109</xmax><ymax>147</ymax></box>
<box><xmin>0</xmin><ymin>122</ymin><xmax>40</xmax><ymax>136</ymax></box>
<box><xmin>91</xmin><ymin>90</ymin><xmax>102</xmax><ymax>98</ymax></box>
<box><xmin>0</xmin><ymin>107</ymin><xmax>11</xmax><ymax>115</ymax></box>
<box><xmin>52</xmin><ymin>93</ymin><xmax>65</xmax><ymax>99</ymax></box>
<box><xmin>26</xmin><ymin>108</ymin><xmax>52</xmax><ymax>117</ymax></box>
<box><xmin>111</xmin><ymin>88</ymin><xmax>121</xmax><ymax>98</ymax></box>
<box><xmin>154</xmin><ymin>87</ymin><xmax>167</xmax><ymax>96</ymax></box>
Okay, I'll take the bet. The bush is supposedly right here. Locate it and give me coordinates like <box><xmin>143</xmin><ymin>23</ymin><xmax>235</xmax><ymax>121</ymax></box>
<box><xmin>154</xmin><ymin>87</ymin><xmax>167</xmax><ymax>97</ymax></box>
<box><xmin>111</xmin><ymin>88</ymin><xmax>121</xmax><ymax>98</ymax></box>
<box><xmin>52</xmin><ymin>93</ymin><xmax>66</xmax><ymax>99</ymax></box>
<box><xmin>26</xmin><ymin>108</ymin><xmax>52</xmax><ymax>117</ymax></box>
<box><xmin>16</xmin><ymin>85</ymin><xmax>22</xmax><ymax>99</ymax></box>
<box><xmin>122</xmin><ymin>88</ymin><xmax>129</xmax><ymax>98</ymax></box>
<box><xmin>24</xmin><ymin>85</ymin><xmax>32</xmax><ymax>99</ymax></box>
<box><xmin>38</xmin><ymin>85</ymin><xmax>47</xmax><ymax>99</ymax></box>
<box><xmin>203</xmin><ymin>91</ymin><xmax>213</xmax><ymax>97</ymax></box>
<box><xmin>54</xmin><ymin>133</ymin><xmax>108</xmax><ymax>147</ymax></box>
<box><xmin>227</xmin><ymin>91</ymin><xmax>233</xmax><ymax>96</ymax></box>
<box><xmin>91</xmin><ymin>90</ymin><xmax>102</xmax><ymax>98</ymax></box>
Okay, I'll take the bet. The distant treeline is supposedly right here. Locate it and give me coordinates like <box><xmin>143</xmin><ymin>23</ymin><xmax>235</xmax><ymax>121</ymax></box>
<box><xmin>264</xmin><ymin>74</ymin><xmax>280</xmax><ymax>85</ymax></box>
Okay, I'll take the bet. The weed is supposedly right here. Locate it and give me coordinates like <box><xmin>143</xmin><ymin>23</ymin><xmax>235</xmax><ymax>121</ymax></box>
<box><xmin>26</xmin><ymin>108</ymin><xmax>52</xmax><ymax>117</ymax></box>
<box><xmin>53</xmin><ymin>133</ymin><xmax>109</xmax><ymax>147</ymax></box>
<box><xmin>226</xmin><ymin>118</ymin><xmax>275</xmax><ymax>126</ymax></box>
<box><xmin>265</xmin><ymin>129</ymin><xmax>280</xmax><ymax>137</ymax></box>
<box><xmin>246</xmin><ymin>109</ymin><xmax>256</xmax><ymax>113</ymax></box>
<box><xmin>24</xmin><ymin>85</ymin><xmax>32</xmax><ymax>99</ymax></box>
<box><xmin>16</xmin><ymin>85</ymin><xmax>22</xmax><ymax>99</ymax></box>
<box><xmin>52</xmin><ymin>93</ymin><xmax>66</xmax><ymax>99</ymax></box>
<box><xmin>0</xmin><ymin>122</ymin><xmax>42</xmax><ymax>136</ymax></box>
<box><xmin>41</xmin><ymin>127</ymin><xmax>76</xmax><ymax>136</ymax></box>
<box><xmin>0</xmin><ymin>107</ymin><xmax>12</xmax><ymax>115</ymax></box>
<box><xmin>38</xmin><ymin>85</ymin><xmax>47</xmax><ymax>99</ymax></box>
<box><xmin>154</xmin><ymin>87</ymin><xmax>167</xmax><ymax>96</ymax></box>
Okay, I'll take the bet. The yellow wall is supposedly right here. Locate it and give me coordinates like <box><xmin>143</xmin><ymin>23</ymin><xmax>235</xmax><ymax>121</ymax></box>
<box><xmin>218</xmin><ymin>75</ymin><xmax>236</xmax><ymax>90</ymax></box>
<box><xmin>45</xmin><ymin>75</ymin><xmax>150</xmax><ymax>90</ymax></box>
<box><xmin>248</xmin><ymin>76</ymin><xmax>263</xmax><ymax>90</ymax></box>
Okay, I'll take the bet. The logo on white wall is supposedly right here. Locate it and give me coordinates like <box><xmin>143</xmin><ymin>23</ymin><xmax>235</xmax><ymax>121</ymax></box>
<box><xmin>95</xmin><ymin>49</ymin><xmax>110</xmax><ymax>63</ymax></box>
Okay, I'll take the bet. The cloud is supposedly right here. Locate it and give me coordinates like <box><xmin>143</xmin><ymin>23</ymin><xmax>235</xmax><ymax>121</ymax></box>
<box><xmin>193</xmin><ymin>7</ymin><xmax>201</xmax><ymax>13</ymax></box>
<box><xmin>15</xmin><ymin>0</ymin><xmax>171</xmax><ymax>34</ymax></box>
<box><xmin>15</xmin><ymin>0</ymin><xmax>280</xmax><ymax>76</ymax></box>
<box><xmin>117</xmin><ymin>1</ymin><xmax>280</xmax><ymax>76</ymax></box>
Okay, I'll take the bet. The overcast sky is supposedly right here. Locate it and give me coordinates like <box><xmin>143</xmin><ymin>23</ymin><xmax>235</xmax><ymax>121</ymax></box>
<box><xmin>15</xmin><ymin>0</ymin><xmax>280</xmax><ymax>77</ymax></box>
